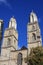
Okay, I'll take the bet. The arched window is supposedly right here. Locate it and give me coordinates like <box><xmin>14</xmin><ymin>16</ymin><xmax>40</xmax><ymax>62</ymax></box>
<box><xmin>32</xmin><ymin>33</ymin><xmax>36</xmax><ymax>41</ymax></box>
<box><xmin>17</xmin><ymin>53</ymin><xmax>22</xmax><ymax>65</ymax></box>
<box><xmin>32</xmin><ymin>25</ymin><xmax>35</xmax><ymax>30</ymax></box>
<box><xmin>32</xmin><ymin>14</ymin><xmax>34</xmax><ymax>23</ymax></box>
<box><xmin>7</xmin><ymin>38</ymin><xmax>11</xmax><ymax>46</ymax></box>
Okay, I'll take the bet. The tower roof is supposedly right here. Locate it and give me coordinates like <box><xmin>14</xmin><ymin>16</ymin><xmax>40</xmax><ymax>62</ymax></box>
<box><xmin>10</xmin><ymin>16</ymin><xmax>16</xmax><ymax>24</ymax></box>
<box><xmin>9</xmin><ymin>16</ymin><xmax>17</xmax><ymax>30</ymax></box>
<box><xmin>30</xmin><ymin>11</ymin><xmax>38</xmax><ymax>23</ymax></box>
<box><xmin>21</xmin><ymin>46</ymin><xmax>27</xmax><ymax>50</ymax></box>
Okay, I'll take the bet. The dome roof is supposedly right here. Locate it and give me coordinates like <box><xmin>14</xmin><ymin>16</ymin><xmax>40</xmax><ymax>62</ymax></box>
<box><xmin>30</xmin><ymin>11</ymin><xmax>38</xmax><ymax>23</ymax></box>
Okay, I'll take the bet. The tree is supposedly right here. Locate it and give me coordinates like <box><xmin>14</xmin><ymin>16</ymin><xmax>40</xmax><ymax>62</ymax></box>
<box><xmin>25</xmin><ymin>46</ymin><xmax>43</xmax><ymax>65</ymax></box>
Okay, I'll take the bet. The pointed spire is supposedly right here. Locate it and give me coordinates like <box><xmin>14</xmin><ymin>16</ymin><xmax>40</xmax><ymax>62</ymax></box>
<box><xmin>32</xmin><ymin>10</ymin><xmax>34</xmax><ymax>13</ymax></box>
<box><xmin>30</xmin><ymin>11</ymin><xmax>38</xmax><ymax>23</ymax></box>
<box><xmin>9</xmin><ymin>16</ymin><xmax>17</xmax><ymax>29</ymax></box>
<box><xmin>12</xmin><ymin>16</ymin><xmax>14</xmax><ymax>18</ymax></box>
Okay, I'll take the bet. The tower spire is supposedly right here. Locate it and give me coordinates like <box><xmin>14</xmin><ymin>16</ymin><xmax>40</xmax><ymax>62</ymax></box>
<box><xmin>27</xmin><ymin>11</ymin><xmax>42</xmax><ymax>54</ymax></box>
<box><xmin>32</xmin><ymin>10</ymin><xmax>33</xmax><ymax>13</ymax></box>
<box><xmin>9</xmin><ymin>16</ymin><xmax>17</xmax><ymax>30</ymax></box>
<box><xmin>30</xmin><ymin>11</ymin><xmax>38</xmax><ymax>23</ymax></box>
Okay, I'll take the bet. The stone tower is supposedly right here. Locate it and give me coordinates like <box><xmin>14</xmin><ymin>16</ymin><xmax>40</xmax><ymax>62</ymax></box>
<box><xmin>1</xmin><ymin>17</ymin><xmax>18</xmax><ymax>59</ymax></box>
<box><xmin>0</xmin><ymin>19</ymin><xmax>3</xmax><ymax>40</ymax></box>
<box><xmin>27</xmin><ymin>11</ymin><xmax>42</xmax><ymax>54</ymax></box>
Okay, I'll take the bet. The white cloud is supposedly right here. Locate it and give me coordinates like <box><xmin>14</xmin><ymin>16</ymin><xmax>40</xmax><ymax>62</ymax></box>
<box><xmin>0</xmin><ymin>0</ymin><xmax>12</xmax><ymax>9</ymax></box>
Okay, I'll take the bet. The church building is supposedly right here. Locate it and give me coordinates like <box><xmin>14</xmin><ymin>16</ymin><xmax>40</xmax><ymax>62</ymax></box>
<box><xmin>0</xmin><ymin>11</ymin><xmax>42</xmax><ymax>65</ymax></box>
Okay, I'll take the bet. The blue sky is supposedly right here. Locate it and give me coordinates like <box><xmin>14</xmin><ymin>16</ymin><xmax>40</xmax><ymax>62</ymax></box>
<box><xmin>0</xmin><ymin>0</ymin><xmax>43</xmax><ymax>49</ymax></box>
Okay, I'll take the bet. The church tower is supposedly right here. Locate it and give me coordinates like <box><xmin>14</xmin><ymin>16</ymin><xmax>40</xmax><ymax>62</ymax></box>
<box><xmin>27</xmin><ymin>11</ymin><xmax>42</xmax><ymax>54</ymax></box>
<box><xmin>0</xmin><ymin>19</ymin><xmax>3</xmax><ymax>40</ymax></box>
<box><xmin>1</xmin><ymin>17</ymin><xmax>18</xmax><ymax>57</ymax></box>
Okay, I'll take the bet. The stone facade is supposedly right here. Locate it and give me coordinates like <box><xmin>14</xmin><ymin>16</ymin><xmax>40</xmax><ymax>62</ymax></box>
<box><xmin>0</xmin><ymin>11</ymin><xmax>42</xmax><ymax>65</ymax></box>
<box><xmin>27</xmin><ymin>11</ymin><xmax>42</xmax><ymax>54</ymax></box>
<box><xmin>0</xmin><ymin>20</ymin><xmax>3</xmax><ymax>40</ymax></box>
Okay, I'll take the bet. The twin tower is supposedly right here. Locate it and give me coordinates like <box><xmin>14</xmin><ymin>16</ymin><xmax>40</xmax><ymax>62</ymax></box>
<box><xmin>0</xmin><ymin>11</ymin><xmax>42</xmax><ymax>65</ymax></box>
<box><xmin>0</xmin><ymin>11</ymin><xmax>42</xmax><ymax>54</ymax></box>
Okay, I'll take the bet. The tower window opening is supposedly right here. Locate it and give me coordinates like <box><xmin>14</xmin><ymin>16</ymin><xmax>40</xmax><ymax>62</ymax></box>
<box><xmin>32</xmin><ymin>14</ymin><xmax>34</xmax><ymax>23</ymax></box>
<box><xmin>32</xmin><ymin>25</ymin><xmax>35</xmax><ymax>30</ymax></box>
<box><xmin>37</xmin><ymin>36</ymin><xmax>40</xmax><ymax>38</ymax></box>
<box><xmin>17</xmin><ymin>53</ymin><xmax>22</xmax><ymax>65</ymax></box>
<box><xmin>32</xmin><ymin>33</ymin><xmax>36</xmax><ymax>41</ymax></box>
<box><xmin>7</xmin><ymin>38</ymin><xmax>11</xmax><ymax>46</ymax></box>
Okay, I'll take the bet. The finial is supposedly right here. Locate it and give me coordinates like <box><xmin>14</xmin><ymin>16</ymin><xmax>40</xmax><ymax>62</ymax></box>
<box><xmin>30</xmin><ymin>10</ymin><xmax>34</xmax><ymax>15</ymax></box>
<box><xmin>12</xmin><ymin>16</ymin><xmax>14</xmax><ymax>18</ymax></box>
<box><xmin>32</xmin><ymin>10</ymin><xmax>34</xmax><ymax>13</ymax></box>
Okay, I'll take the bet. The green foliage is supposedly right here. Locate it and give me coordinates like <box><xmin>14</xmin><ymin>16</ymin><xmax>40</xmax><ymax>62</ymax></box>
<box><xmin>26</xmin><ymin>46</ymin><xmax>43</xmax><ymax>65</ymax></box>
